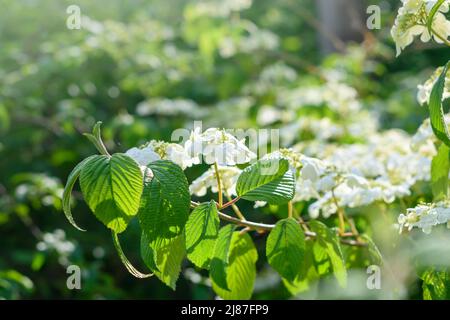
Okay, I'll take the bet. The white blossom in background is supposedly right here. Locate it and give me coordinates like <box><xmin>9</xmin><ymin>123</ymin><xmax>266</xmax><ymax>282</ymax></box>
<box><xmin>36</xmin><ymin>229</ymin><xmax>75</xmax><ymax>265</ymax></box>
<box><xmin>278</xmin><ymin>81</ymin><xmax>362</xmax><ymax>114</ymax></box>
<box><xmin>398</xmin><ymin>201</ymin><xmax>450</xmax><ymax>234</ymax></box>
<box><xmin>417</xmin><ymin>66</ymin><xmax>450</xmax><ymax>105</ymax></box>
<box><xmin>270</xmin><ymin>125</ymin><xmax>437</xmax><ymax>219</ymax></box>
<box><xmin>136</xmin><ymin>98</ymin><xmax>207</xmax><ymax>118</ymax></box>
<box><xmin>391</xmin><ymin>0</ymin><xmax>450</xmax><ymax>56</ymax></box>
<box><xmin>190</xmin><ymin>165</ymin><xmax>242</xmax><ymax>197</ymax></box>
<box><xmin>185</xmin><ymin>127</ymin><xmax>256</xmax><ymax>166</ymax></box>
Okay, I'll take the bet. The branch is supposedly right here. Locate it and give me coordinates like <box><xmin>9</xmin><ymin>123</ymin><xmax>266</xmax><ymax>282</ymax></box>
<box><xmin>190</xmin><ymin>201</ymin><xmax>367</xmax><ymax>247</ymax></box>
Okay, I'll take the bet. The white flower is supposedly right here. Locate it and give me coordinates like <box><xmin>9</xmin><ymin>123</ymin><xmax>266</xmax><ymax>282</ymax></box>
<box><xmin>125</xmin><ymin>146</ymin><xmax>161</xmax><ymax>166</ymax></box>
<box><xmin>126</xmin><ymin>140</ymin><xmax>194</xmax><ymax>170</ymax></box>
<box><xmin>397</xmin><ymin>201</ymin><xmax>450</xmax><ymax>234</ymax></box>
<box><xmin>189</xmin><ymin>165</ymin><xmax>242</xmax><ymax>197</ymax></box>
<box><xmin>300</xmin><ymin>157</ymin><xmax>328</xmax><ymax>182</ymax></box>
<box><xmin>417</xmin><ymin>66</ymin><xmax>450</xmax><ymax>105</ymax></box>
<box><xmin>166</xmin><ymin>143</ymin><xmax>194</xmax><ymax>170</ymax></box>
<box><xmin>391</xmin><ymin>0</ymin><xmax>450</xmax><ymax>56</ymax></box>
<box><xmin>185</xmin><ymin>128</ymin><xmax>256</xmax><ymax>166</ymax></box>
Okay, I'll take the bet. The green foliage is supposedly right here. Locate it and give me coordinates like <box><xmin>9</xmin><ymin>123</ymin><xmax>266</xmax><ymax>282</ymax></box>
<box><xmin>429</xmin><ymin>62</ymin><xmax>450</xmax><ymax>147</ymax></box>
<box><xmin>266</xmin><ymin>218</ymin><xmax>305</xmax><ymax>282</ymax></box>
<box><xmin>79</xmin><ymin>154</ymin><xmax>143</xmax><ymax>233</ymax></box>
<box><xmin>185</xmin><ymin>201</ymin><xmax>220</xmax><ymax>269</ymax></box>
<box><xmin>62</xmin><ymin>155</ymin><xmax>97</xmax><ymax>231</ymax></box>
<box><xmin>209</xmin><ymin>225</ymin><xmax>236</xmax><ymax>291</ymax></box>
<box><xmin>282</xmin><ymin>241</ymin><xmax>319</xmax><ymax>295</ymax></box>
<box><xmin>431</xmin><ymin>144</ymin><xmax>450</xmax><ymax>200</ymax></box>
<box><xmin>360</xmin><ymin>234</ymin><xmax>383</xmax><ymax>266</ymax></box>
<box><xmin>3</xmin><ymin>0</ymin><xmax>448</xmax><ymax>300</ymax></box>
<box><xmin>137</xmin><ymin>160</ymin><xmax>190</xmax><ymax>289</ymax></box>
<box><xmin>138</xmin><ymin>160</ymin><xmax>190</xmax><ymax>239</ymax></box>
<box><xmin>236</xmin><ymin>157</ymin><xmax>295</xmax><ymax>204</ymax></box>
<box><xmin>421</xmin><ymin>268</ymin><xmax>450</xmax><ymax>300</ymax></box>
<box><xmin>211</xmin><ymin>232</ymin><xmax>258</xmax><ymax>300</ymax></box>
<box><xmin>309</xmin><ymin>221</ymin><xmax>347</xmax><ymax>288</ymax></box>
<box><xmin>141</xmin><ymin>231</ymin><xmax>186</xmax><ymax>289</ymax></box>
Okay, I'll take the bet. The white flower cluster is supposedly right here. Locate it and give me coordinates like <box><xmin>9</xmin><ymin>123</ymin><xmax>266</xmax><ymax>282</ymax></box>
<box><xmin>398</xmin><ymin>201</ymin><xmax>450</xmax><ymax>234</ymax></box>
<box><xmin>410</xmin><ymin>115</ymin><xmax>450</xmax><ymax>152</ymax></box>
<box><xmin>417</xmin><ymin>66</ymin><xmax>450</xmax><ymax>105</ymax></box>
<box><xmin>189</xmin><ymin>165</ymin><xmax>242</xmax><ymax>197</ymax></box>
<box><xmin>391</xmin><ymin>0</ymin><xmax>450</xmax><ymax>56</ymax></box>
<box><xmin>136</xmin><ymin>98</ymin><xmax>207</xmax><ymax>118</ymax></box>
<box><xmin>36</xmin><ymin>229</ymin><xmax>76</xmax><ymax>265</ymax></box>
<box><xmin>126</xmin><ymin>128</ymin><xmax>256</xmax><ymax>171</ymax></box>
<box><xmin>185</xmin><ymin>127</ymin><xmax>256</xmax><ymax>166</ymax></box>
<box><xmin>126</xmin><ymin>140</ymin><xmax>193</xmax><ymax>170</ymax></box>
<box><xmin>278</xmin><ymin>81</ymin><xmax>362</xmax><ymax>114</ymax></box>
<box><xmin>272</xmin><ymin>126</ymin><xmax>436</xmax><ymax>218</ymax></box>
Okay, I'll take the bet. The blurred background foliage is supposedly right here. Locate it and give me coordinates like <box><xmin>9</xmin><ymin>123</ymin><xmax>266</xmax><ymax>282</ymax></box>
<box><xmin>1</xmin><ymin>0</ymin><xmax>449</xmax><ymax>299</ymax></box>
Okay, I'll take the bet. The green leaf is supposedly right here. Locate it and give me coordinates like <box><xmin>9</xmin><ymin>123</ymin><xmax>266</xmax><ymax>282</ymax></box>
<box><xmin>427</xmin><ymin>0</ymin><xmax>445</xmax><ymax>35</ymax></box>
<box><xmin>431</xmin><ymin>144</ymin><xmax>450</xmax><ymax>200</ymax></box>
<box><xmin>429</xmin><ymin>62</ymin><xmax>450</xmax><ymax>147</ymax></box>
<box><xmin>83</xmin><ymin>121</ymin><xmax>110</xmax><ymax>156</ymax></box>
<box><xmin>236</xmin><ymin>157</ymin><xmax>295</xmax><ymax>204</ymax></box>
<box><xmin>209</xmin><ymin>225</ymin><xmax>236</xmax><ymax>291</ymax></box>
<box><xmin>185</xmin><ymin>201</ymin><xmax>220</xmax><ymax>269</ymax></box>
<box><xmin>62</xmin><ymin>155</ymin><xmax>96</xmax><ymax>231</ymax></box>
<box><xmin>138</xmin><ymin>160</ymin><xmax>190</xmax><ymax>240</ymax></box>
<box><xmin>309</xmin><ymin>221</ymin><xmax>347</xmax><ymax>287</ymax></box>
<box><xmin>266</xmin><ymin>218</ymin><xmax>305</xmax><ymax>282</ymax></box>
<box><xmin>141</xmin><ymin>231</ymin><xmax>185</xmax><ymax>289</ymax></box>
<box><xmin>360</xmin><ymin>234</ymin><xmax>383</xmax><ymax>266</ymax></box>
<box><xmin>112</xmin><ymin>232</ymin><xmax>153</xmax><ymax>278</ymax></box>
<box><xmin>421</xmin><ymin>268</ymin><xmax>449</xmax><ymax>300</ymax></box>
<box><xmin>79</xmin><ymin>154</ymin><xmax>143</xmax><ymax>233</ymax></box>
<box><xmin>211</xmin><ymin>232</ymin><xmax>258</xmax><ymax>300</ymax></box>
<box><xmin>282</xmin><ymin>241</ymin><xmax>319</xmax><ymax>295</ymax></box>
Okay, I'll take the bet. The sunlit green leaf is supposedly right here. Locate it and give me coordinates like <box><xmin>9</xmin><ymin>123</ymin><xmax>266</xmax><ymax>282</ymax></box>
<box><xmin>266</xmin><ymin>218</ymin><xmax>305</xmax><ymax>282</ymax></box>
<box><xmin>185</xmin><ymin>201</ymin><xmax>219</xmax><ymax>269</ymax></box>
<box><xmin>211</xmin><ymin>232</ymin><xmax>257</xmax><ymax>300</ymax></box>
<box><xmin>236</xmin><ymin>157</ymin><xmax>295</xmax><ymax>204</ymax></box>
<box><xmin>309</xmin><ymin>221</ymin><xmax>347</xmax><ymax>288</ymax></box>
<box><xmin>79</xmin><ymin>154</ymin><xmax>143</xmax><ymax>233</ymax></box>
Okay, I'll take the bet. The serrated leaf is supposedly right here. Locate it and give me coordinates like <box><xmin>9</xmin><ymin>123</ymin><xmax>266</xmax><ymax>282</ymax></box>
<box><xmin>266</xmin><ymin>218</ymin><xmax>305</xmax><ymax>282</ymax></box>
<box><xmin>282</xmin><ymin>240</ymin><xmax>319</xmax><ymax>295</ymax></box>
<box><xmin>211</xmin><ymin>232</ymin><xmax>258</xmax><ymax>300</ymax></box>
<box><xmin>185</xmin><ymin>201</ymin><xmax>220</xmax><ymax>269</ymax></box>
<box><xmin>138</xmin><ymin>160</ymin><xmax>190</xmax><ymax>240</ymax></box>
<box><xmin>79</xmin><ymin>154</ymin><xmax>143</xmax><ymax>233</ymax></box>
<box><xmin>62</xmin><ymin>155</ymin><xmax>96</xmax><ymax>231</ymax></box>
<box><xmin>209</xmin><ymin>225</ymin><xmax>236</xmax><ymax>291</ymax></box>
<box><xmin>429</xmin><ymin>62</ymin><xmax>450</xmax><ymax>147</ymax></box>
<box><xmin>236</xmin><ymin>157</ymin><xmax>295</xmax><ymax>204</ymax></box>
<box><xmin>309</xmin><ymin>221</ymin><xmax>347</xmax><ymax>288</ymax></box>
<box><xmin>431</xmin><ymin>144</ymin><xmax>450</xmax><ymax>200</ymax></box>
<box><xmin>141</xmin><ymin>231</ymin><xmax>185</xmax><ymax>290</ymax></box>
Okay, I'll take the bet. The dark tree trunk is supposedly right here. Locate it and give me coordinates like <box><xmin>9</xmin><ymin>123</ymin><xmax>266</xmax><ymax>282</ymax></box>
<box><xmin>316</xmin><ymin>0</ymin><xmax>367</xmax><ymax>54</ymax></box>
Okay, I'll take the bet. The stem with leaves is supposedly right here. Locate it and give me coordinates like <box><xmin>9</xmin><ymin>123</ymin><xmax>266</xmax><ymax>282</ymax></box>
<box><xmin>190</xmin><ymin>201</ymin><xmax>366</xmax><ymax>247</ymax></box>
